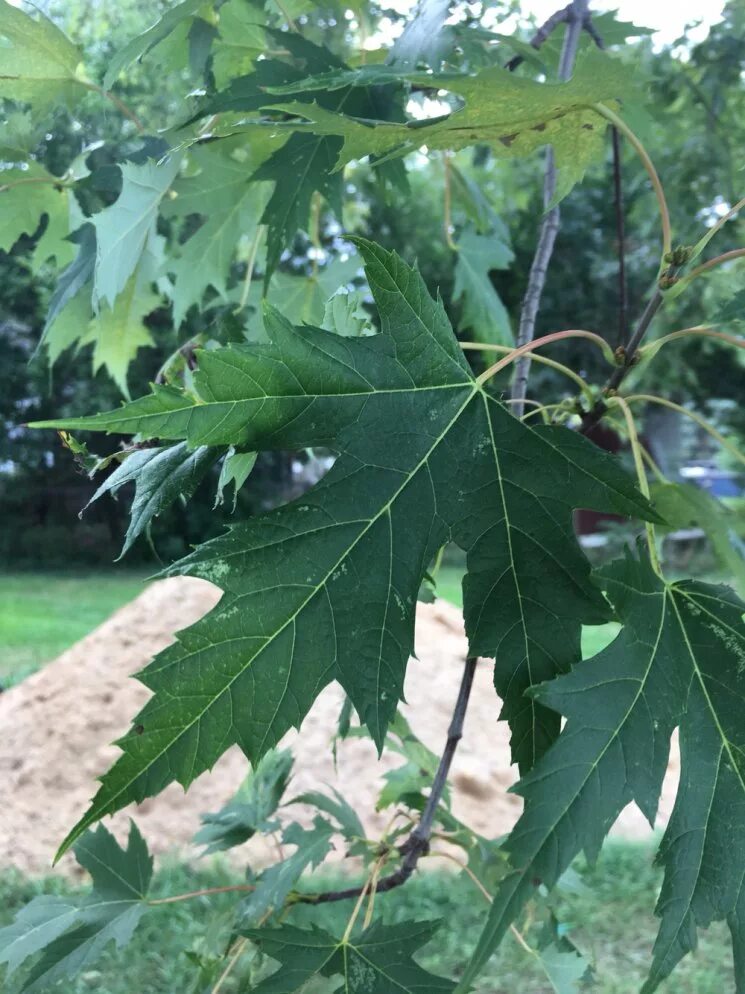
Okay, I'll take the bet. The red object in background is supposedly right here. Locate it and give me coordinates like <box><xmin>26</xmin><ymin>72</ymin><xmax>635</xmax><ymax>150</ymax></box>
<box><xmin>575</xmin><ymin>422</ymin><xmax>626</xmax><ymax>536</ymax></box>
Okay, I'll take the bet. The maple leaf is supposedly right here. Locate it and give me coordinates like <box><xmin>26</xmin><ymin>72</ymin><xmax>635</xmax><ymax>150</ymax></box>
<box><xmin>211</xmin><ymin>0</ymin><xmax>265</xmax><ymax>88</ymax></box>
<box><xmin>456</xmin><ymin>551</ymin><xmax>745</xmax><ymax>993</ymax></box>
<box><xmin>79</xmin><ymin>274</ymin><xmax>160</xmax><ymax>397</ymax></box>
<box><xmin>85</xmin><ymin>442</ymin><xmax>218</xmax><ymax>557</ymax></box>
<box><xmin>453</xmin><ymin>224</ymin><xmax>514</xmax><ymax>345</ymax></box>
<box><xmin>102</xmin><ymin>0</ymin><xmax>205</xmax><ymax>90</ymax></box>
<box><xmin>244</xmin><ymin>919</ymin><xmax>455</xmax><ymax>993</ymax></box>
<box><xmin>0</xmin><ymin>823</ymin><xmax>151</xmax><ymax>993</ymax></box>
<box><xmin>0</xmin><ymin>0</ymin><xmax>83</xmax><ymax>113</ymax></box>
<box><xmin>202</xmin><ymin>31</ymin><xmax>406</xmax><ymax>281</ymax></box>
<box><xmin>162</xmin><ymin>135</ymin><xmax>275</xmax><ymax>325</ymax></box>
<box><xmin>260</xmin><ymin>48</ymin><xmax>631</xmax><ymax>202</ymax></box>
<box><xmin>214</xmin><ymin>446</ymin><xmax>257</xmax><ymax>511</ymax></box>
<box><xmin>91</xmin><ymin>155</ymin><xmax>181</xmax><ymax>309</ymax></box>
<box><xmin>0</xmin><ymin>163</ymin><xmax>73</xmax><ymax>268</ymax></box>
<box><xmin>33</xmin><ymin>240</ymin><xmax>655</xmax><ymax>856</ymax></box>
<box><xmin>237</xmin><ymin>818</ymin><xmax>335</xmax><ymax>928</ymax></box>
<box><xmin>40</xmin><ymin>223</ymin><xmax>96</xmax><ymax>353</ymax></box>
<box><xmin>194</xmin><ymin>747</ymin><xmax>293</xmax><ymax>855</ymax></box>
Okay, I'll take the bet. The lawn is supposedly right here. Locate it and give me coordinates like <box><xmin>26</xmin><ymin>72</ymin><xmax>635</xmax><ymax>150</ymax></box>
<box><xmin>0</xmin><ymin>571</ymin><xmax>150</xmax><ymax>686</ymax></box>
<box><xmin>0</xmin><ymin>843</ymin><xmax>732</xmax><ymax>993</ymax></box>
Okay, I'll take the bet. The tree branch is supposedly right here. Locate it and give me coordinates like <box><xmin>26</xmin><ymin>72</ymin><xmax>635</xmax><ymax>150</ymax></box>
<box><xmin>504</xmin><ymin>4</ymin><xmax>572</xmax><ymax>72</ymax></box>
<box><xmin>294</xmin><ymin>657</ymin><xmax>478</xmax><ymax>906</ymax></box>
<box><xmin>510</xmin><ymin>0</ymin><xmax>589</xmax><ymax>417</ymax></box>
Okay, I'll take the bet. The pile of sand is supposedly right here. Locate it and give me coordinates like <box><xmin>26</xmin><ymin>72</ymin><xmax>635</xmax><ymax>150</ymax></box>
<box><xmin>0</xmin><ymin>578</ymin><xmax>679</xmax><ymax>876</ymax></box>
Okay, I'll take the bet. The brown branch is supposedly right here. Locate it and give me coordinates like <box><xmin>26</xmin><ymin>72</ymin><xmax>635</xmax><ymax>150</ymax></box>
<box><xmin>510</xmin><ymin>0</ymin><xmax>589</xmax><ymax>416</ymax></box>
<box><xmin>293</xmin><ymin>657</ymin><xmax>478</xmax><ymax>906</ymax></box>
<box><xmin>579</xmin><ymin>289</ymin><xmax>665</xmax><ymax>434</ymax></box>
<box><xmin>581</xmin><ymin>16</ymin><xmax>629</xmax><ymax>347</ymax></box>
<box><xmin>505</xmin><ymin>4</ymin><xmax>573</xmax><ymax>72</ymax></box>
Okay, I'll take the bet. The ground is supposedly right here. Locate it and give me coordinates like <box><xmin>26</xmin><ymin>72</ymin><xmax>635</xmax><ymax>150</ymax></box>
<box><xmin>0</xmin><ymin>567</ymin><xmax>733</xmax><ymax>992</ymax></box>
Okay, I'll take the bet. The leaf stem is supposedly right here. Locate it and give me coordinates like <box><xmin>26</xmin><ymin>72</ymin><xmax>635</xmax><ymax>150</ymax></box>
<box><xmin>685</xmin><ymin>247</ymin><xmax>745</xmax><ymax>281</ymax></box>
<box><xmin>607</xmin><ymin>396</ymin><xmax>662</xmax><ymax>575</ymax></box>
<box><xmin>461</xmin><ymin>341</ymin><xmax>594</xmax><ymax>402</ymax></box>
<box><xmin>80</xmin><ymin>81</ymin><xmax>145</xmax><ymax>133</ymax></box>
<box><xmin>624</xmin><ymin>394</ymin><xmax>745</xmax><ymax>470</ymax></box>
<box><xmin>148</xmin><ymin>883</ymin><xmax>255</xmax><ymax>905</ymax></box>
<box><xmin>236</xmin><ymin>225</ymin><xmax>266</xmax><ymax>313</ymax></box>
<box><xmin>476</xmin><ymin>329</ymin><xmax>613</xmax><ymax>386</ymax></box>
<box><xmin>443</xmin><ymin>153</ymin><xmax>458</xmax><ymax>251</ymax></box>
<box><xmin>212</xmin><ymin>938</ymin><xmax>248</xmax><ymax>994</ymax></box>
<box><xmin>593</xmin><ymin>103</ymin><xmax>672</xmax><ymax>257</ymax></box>
<box><xmin>641</xmin><ymin>326</ymin><xmax>745</xmax><ymax>359</ymax></box>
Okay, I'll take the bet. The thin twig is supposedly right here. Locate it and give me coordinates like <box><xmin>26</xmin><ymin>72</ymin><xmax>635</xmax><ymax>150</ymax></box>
<box><xmin>510</xmin><ymin>0</ymin><xmax>589</xmax><ymax>416</ymax></box>
<box><xmin>685</xmin><ymin>247</ymin><xmax>745</xmax><ymax>281</ymax></box>
<box><xmin>80</xmin><ymin>81</ymin><xmax>145</xmax><ymax>133</ymax></box>
<box><xmin>211</xmin><ymin>938</ymin><xmax>248</xmax><ymax>994</ymax></box>
<box><xmin>294</xmin><ymin>657</ymin><xmax>478</xmax><ymax>906</ymax></box>
<box><xmin>504</xmin><ymin>4</ymin><xmax>572</xmax><ymax>72</ymax></box>
<box><xmin>579</xmin><ymin>290</ymin><xmax>665</xmax><ymax>434</ymax></box>
<box><xmin>477</xmin><ymin>328</ymin><xmax>613</xmax><ymax>386</ymax></box>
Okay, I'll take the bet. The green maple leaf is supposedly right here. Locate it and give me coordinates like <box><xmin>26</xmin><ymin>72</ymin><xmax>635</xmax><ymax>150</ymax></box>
<box><xmin>40</xmin><ymin>223</ymin><xmax>96</xmax><ymax>352</ymax></box>
<box><xmin>80</xmin><ymin>274</ymin><xmax>160</xmax><ymax>397</ymax></box>
<box><xmin>244</xmin><ymin>919</ymin><xmax>455</xmax><ymax>993</ymax></box>
<box><xmin>91</xmin><ymin>155</ymin><xmax>181</xmax><ymax>309</ymax></box>
<box><xmin>33</xmin><ymin>240</ymin><xmax>655</xmax><ymax>856</ymax></box>
<box><xmin>453</xmin><ymin>224</ymin><xmax>514</xmax><ymax>346</ymax></box>
<box><xmin>211</xmin><ymin>0</ymin><xmax>265</xmax><ymax>88</ymax></box>
<box><xmin>85</xmin><ymin>441</ymin><xmax>218</xmax><ymax>558</ymax></box>
<box><xmin>202</xmin><ymin>31</ymin><xmax>405</xmax><ymax>281</ymax></box>
<box><xmin>651</xmin><ymin>481</ymin><xmax>745</xmax><ymax>595</ymax></box>
<box><xmin>214</xmin><ymin>446</ymin><xmax>257</xmax><ymax>511</ymax></box>
<box><xmin>260</xmin><ymin>48</ymin><xmax>631</xmax><ymax>202</ymax></box>
<box><xmin>163</xmin><ymin>136</ymin><xmax>275</xmax><ymax>325</ymax></box>
<box><xmin>237</xmin><ymin>818</ymin><xmax>334</xmax><ymax>928</ymax></box>
<box><xmin>0</xmin><ymin>823</ymin><xmax>152</xmax><ymax>993</ymax></box>
<box><xmin>456</xmin><ymin>552</ymin><xmax>745</xmax><ymax>993</ymax></box>
<box><xmin>0</xmin><ymin>0</ymin><xmax>84</xmax><ymax>113</ymax></box>
<box><xmin>194</xmin><ymin>747</ymin><xmax>293</xmax><ymax>855</ymax></box>
<box><xmin>102</xmin><ymin>0</ymin><xmax>205</xmax><ymax>90</ymax></box>
<box><xmin>0</xmin><ymin>164</ymin><xmax>73</xmax><ymax>267</ymax></box>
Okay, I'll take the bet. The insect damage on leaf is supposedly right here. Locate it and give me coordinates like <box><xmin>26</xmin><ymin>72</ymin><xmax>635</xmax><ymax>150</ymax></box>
<box><xmin>33</xmin><ymin>240</ymin><xmax>656</xmax><ymax>858</ymax></box>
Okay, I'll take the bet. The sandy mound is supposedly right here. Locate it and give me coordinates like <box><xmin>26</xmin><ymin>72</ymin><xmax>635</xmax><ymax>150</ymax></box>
<box><xmin>0</xmin><ymin>578</ymin><xmax>679</xmax><ymax>876</ymax></box>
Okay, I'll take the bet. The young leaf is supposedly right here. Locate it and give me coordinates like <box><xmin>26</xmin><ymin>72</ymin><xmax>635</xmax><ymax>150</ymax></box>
<box><xmin>91</xmin><ymin>155</ymin><xmax>181</xmax><ymax>309</ymax></box>
<box><xmin>453</xmin><ymin>225</ymin><xmax>514</xmax><ymax>345</ymax></box>
<box><xmin>237</xmin><ymin>818</ymin><xmax>334</xmax><ymax>928</ymax></box>
<box><xmin>456</xmin><ymin>552</ymin><xmax>745</xmax><ymax>993</ymax></box>
<box><xmin>194</xmin><ymin>747</ymin><xmax>293</xmax><ymax>855</ymax></box>
<box><xmin>244</xmin><ymin>919</ymin><xmax>455</xmax><ymax>993</ymax></box>
<box><xmin>0</xmin><ymin>823</ymin><xmax>152</xmax><ymax>993</ymax></box>
<box><xmin>35</xmin><ymin>241</ymin><xmax>655</xmax><ymax>854</ymax></box>
<box><xmin>214</xmin><ymin>447</ymin><xmax>257</xmax><ymax>512</ymax></box>
<box><xmin>86</xmin><ymin>442</ymin><xmax>218</xmax><ymax>557</ymax></box>
<box><xmin>289</xmin><ymin>789</ymin><xmax>366</xmax><ymax>844</ymax></box>
<box><xmin>0</xmin><ymin>0</ymin><xmax>83</xmax><ymax>112</ymax></box>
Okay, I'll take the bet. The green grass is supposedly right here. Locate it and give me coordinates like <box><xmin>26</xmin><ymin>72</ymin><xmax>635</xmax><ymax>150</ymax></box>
<box><xmin>0</xmin><ymin>843</ymin><xmax>733</xmax><ymax>993</ymax></box>
<box><xmin>0</xmin><ymin>572</ymin><xmax>150</xmax><ymax>686</ymax></box>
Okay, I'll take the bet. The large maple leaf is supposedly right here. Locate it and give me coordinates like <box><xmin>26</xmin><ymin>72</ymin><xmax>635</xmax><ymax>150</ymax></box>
<box><xmin>34</xmin><ymin>240</ymin><xmax>655</xmax><ymax>856</ymax></box>
<box><xmin>457</xmin><ymin>551</ymin><xmax>745</xmax><ymax>993</ymax></box>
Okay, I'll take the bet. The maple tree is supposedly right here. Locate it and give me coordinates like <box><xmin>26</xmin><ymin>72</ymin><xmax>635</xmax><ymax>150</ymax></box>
<box><xmin>2</xmin><ymin>0</ymin><xmax>745</xmax><ymax>991</ymax></box>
